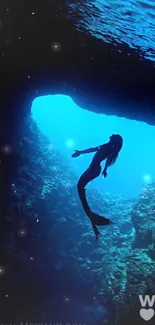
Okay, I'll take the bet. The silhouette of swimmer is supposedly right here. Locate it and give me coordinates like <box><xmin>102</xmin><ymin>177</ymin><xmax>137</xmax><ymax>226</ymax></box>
<box><xmin>72</xmin><ymin>134</ymin><xmax>123</xmax><ymax>240</ymax></box>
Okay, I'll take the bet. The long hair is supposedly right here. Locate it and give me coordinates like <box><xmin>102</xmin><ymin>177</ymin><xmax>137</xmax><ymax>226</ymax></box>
<box><xmin>108</xmin><ymin>134</ymin><xmax>123</xmax><ymax>166</ymax></box>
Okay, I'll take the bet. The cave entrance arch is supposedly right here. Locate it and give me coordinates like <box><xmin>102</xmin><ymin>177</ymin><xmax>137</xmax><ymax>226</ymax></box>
<box><xmin>31</xmin><ymin>94</ymin><xmax>155</xmax><ymax>198</ymax></box>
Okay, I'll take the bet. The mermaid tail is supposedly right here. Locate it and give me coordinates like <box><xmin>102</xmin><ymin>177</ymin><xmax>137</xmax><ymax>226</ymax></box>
<box><xmin>88</xmin><ymin>211</ymin><xmax>114</xmax><ymax>240</ymax></box>
<box><xmin>88</xmin><ymin>218</ymin><xmax>100</xmax><ymax>240</ymax></box>
<box><xmin>77</xmin><ymin>166</ymin><xmax>114</xmax><ymax>240</ymax></box>
<box><xmin>89</xmin><ymin>211</ymin><xmax>114</xmax><ymax>226</ymax></box>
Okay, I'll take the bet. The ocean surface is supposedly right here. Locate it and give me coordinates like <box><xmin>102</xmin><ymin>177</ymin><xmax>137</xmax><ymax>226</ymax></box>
<box><xmin>67</xmin><ymin>0</ymin><xmax>155</xmax><ymax>61</ymax></box>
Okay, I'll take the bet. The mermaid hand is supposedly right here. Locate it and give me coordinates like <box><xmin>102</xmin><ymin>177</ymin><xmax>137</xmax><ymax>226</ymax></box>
<box><xmin>102</xmin><ymin>169</ymin><xmax>107</xmax><ymax>178</ymax></box>
<box><xmin>72</xmin><ymin>150</ymin><xmax>81</xmax><ymax>157</ymax></box>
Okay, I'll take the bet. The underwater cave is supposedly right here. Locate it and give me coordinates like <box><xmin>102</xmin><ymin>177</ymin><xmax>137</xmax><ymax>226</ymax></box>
<box><xmin>1</xmin><ymin>0</ymin><xmax>155</xmax><ymax>324</ymax></box>
<box><xmin>1</xmin><ymin>92</ymin><xmax>155</xmax><ymax>324</ymax></box>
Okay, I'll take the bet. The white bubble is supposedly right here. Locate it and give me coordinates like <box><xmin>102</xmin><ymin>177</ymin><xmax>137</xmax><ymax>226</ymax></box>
<box><xmin>0</xmin><ymin>144</ymin><xmax>12</xmax><ymax>154</ymax></box>
<box><xmin>51</xmin><ymin>42</ymin><xmax>61</xmax><ymax>51</ymax></box>
<box><xmin>64</xmin><ymin>296</ymin><xmax>71</xmax><ymax>303</ymax></box>
<box><xmin>0</xmin><ymin>266</ymin><xmax>6</xmax><ymax>276</ymax></box>
<box><xmin>18</xmin><ymin>228</ymin><xmax>27</xmax><ymax>237</ymax></box>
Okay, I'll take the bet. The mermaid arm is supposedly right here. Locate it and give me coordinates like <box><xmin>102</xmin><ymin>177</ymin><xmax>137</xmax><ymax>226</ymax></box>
<box><xmin>72</xmin><ymin>145</ymin><xmax>101</xmax><ymax>157</ymax></box>
<box><xmin>80</xmin><ymin>146</ymin><xmax>99</xmax><ymax>154</ymax></box>
<box><xmin>104</xmin><ymin>157</ymin><xmax>111</xmax><ymax>171</ymax></box>
<box><xmin>102</xmin><ymin>155</ymin><xmax>112</xmax><ymax>177</ymax></box>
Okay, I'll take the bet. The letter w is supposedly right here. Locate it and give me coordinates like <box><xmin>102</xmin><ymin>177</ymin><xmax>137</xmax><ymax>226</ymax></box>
<box><xmin>139</xmin><ymin>295</ymin><xmax>155</xmax><ymax>307</ymax></box>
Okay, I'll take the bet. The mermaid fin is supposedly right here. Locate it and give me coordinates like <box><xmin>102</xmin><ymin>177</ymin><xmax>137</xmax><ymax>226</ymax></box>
<box><xmin>90</xmin><ymin>220</ymin><xmax>100</xmax><ymax>241</ymax></box>
<box><xmin>89</xmin><ymin>211</ymin><xmax>114</xmax><ymax>226</ymax></box>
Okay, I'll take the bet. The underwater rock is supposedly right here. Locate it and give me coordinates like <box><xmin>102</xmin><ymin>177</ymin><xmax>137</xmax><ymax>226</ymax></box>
<box><xmin>131</xmin><ymin>183</ymin><xmax>155</xmax><ymax>248</ymax></box>
<box><xmin>148</xmin><ymin>241</ymin><xmax>155</xmax><ymax>260</ymax></box>
<box><xmin>114</xmin><ymin>248</ymin><xmax>155</xmax><ymax>325</ymax></box>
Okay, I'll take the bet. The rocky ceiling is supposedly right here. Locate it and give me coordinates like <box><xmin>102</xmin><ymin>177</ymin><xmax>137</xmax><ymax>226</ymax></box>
<box><xmin>0</xmin><ymin>0</ymin><xmax>155</xmax><ymax>149</ymax></box>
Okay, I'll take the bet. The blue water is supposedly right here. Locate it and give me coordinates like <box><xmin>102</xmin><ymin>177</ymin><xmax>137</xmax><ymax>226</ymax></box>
<box><xmin>31</xmin><ymin>94</ymin><xmax>155</xmax><ymax>197</ymax></box>
<box><xmin>67</xmin><ymin>0</ymin><xmax>155</xmax><ymax>61</ymax></box>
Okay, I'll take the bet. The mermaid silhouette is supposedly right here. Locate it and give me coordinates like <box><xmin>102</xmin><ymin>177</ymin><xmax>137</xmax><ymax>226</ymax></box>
<box><xmin>72</xmin><ymin>134</ymin><xmax>123</xmax><ymax>240</ymax></box>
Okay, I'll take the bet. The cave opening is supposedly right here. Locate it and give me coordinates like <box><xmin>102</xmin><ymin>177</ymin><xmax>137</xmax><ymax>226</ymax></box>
<box><xmin>31</xmin><ymin>94</ymin><xmax>155</xmax><ymax>198</ymax></box>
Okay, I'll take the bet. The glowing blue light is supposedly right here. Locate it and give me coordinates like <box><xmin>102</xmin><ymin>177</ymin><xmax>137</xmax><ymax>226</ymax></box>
<box><xmin>65</xmin><ymin>139</ymin><xmax>74</xmax><ymax>148</ymax></box>
<box><xmin>143</xmin><ymin>174</ymin><xmax>151</xmax><ymax>183</ymax></box>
